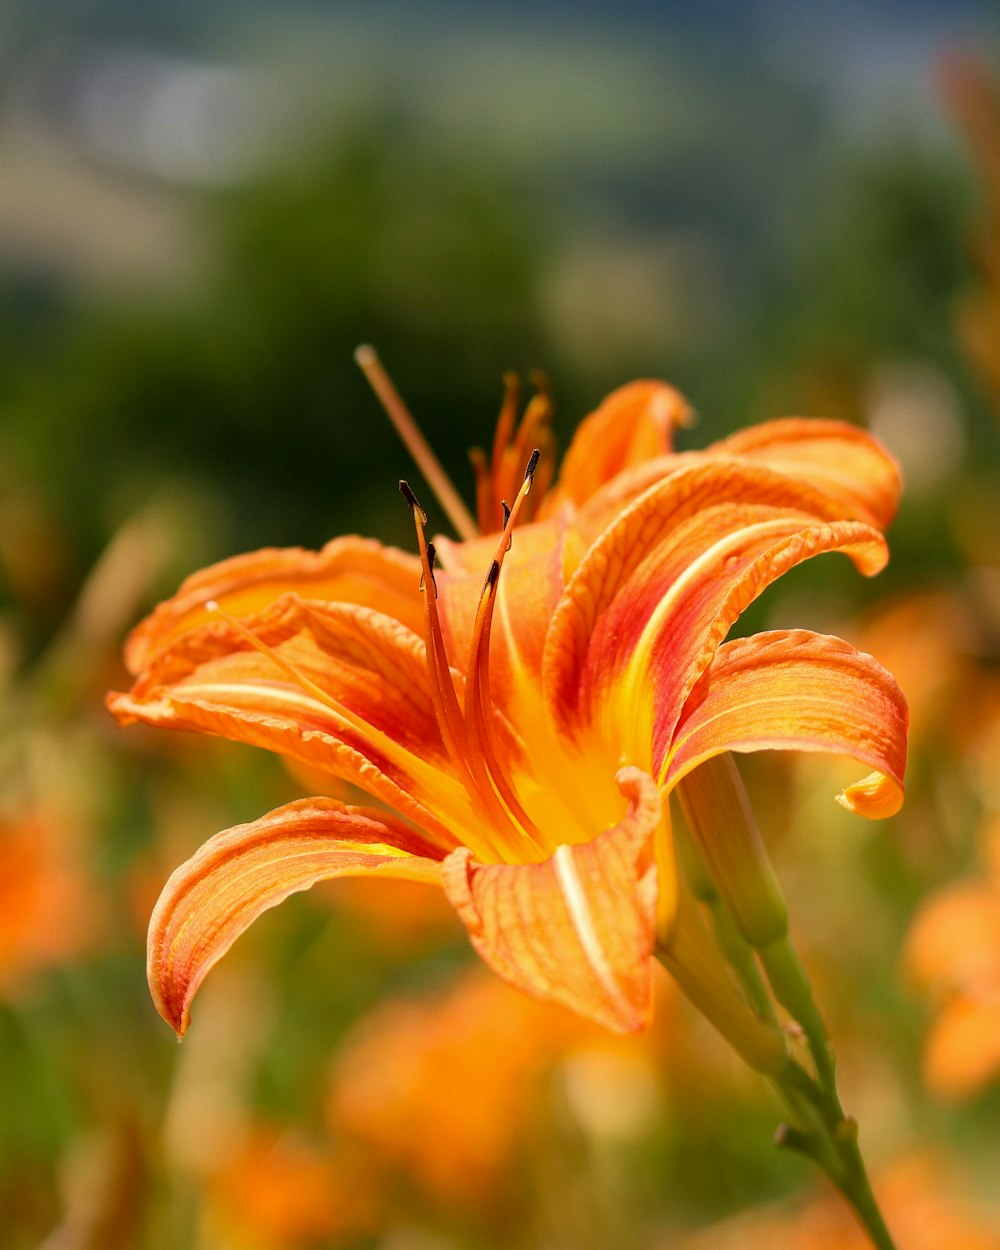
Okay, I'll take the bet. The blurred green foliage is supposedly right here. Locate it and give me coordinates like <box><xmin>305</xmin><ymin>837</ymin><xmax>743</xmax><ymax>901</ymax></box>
<box><xmin>0</xmin><ymin>125</ymin><xmax>552</xmax><ymax>574</ymax></box>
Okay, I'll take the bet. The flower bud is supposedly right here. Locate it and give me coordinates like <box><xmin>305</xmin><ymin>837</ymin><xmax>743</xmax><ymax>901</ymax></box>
<box><xmin>657</xmin><ymin>887</ymin><xmax>788</xmax><ymax>1077</ymax></box>
<box><xmin>676</xmin><ymin>753</ymin><xmax>788</xmax><ymax>949</ymax></box>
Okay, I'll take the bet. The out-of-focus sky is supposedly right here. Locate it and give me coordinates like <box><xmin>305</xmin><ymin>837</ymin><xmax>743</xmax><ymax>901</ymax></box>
<box><xmin>2</xmin><ymin>0</ymin><xmax>992</xmax><ymax>298</ymax></box>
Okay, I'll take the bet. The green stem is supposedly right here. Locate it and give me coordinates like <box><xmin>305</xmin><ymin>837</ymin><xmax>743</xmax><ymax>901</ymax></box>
<box><xmin>837</xmin><ymin>1160</ymin><xmax>898</xmax><ymax>1250</ymax></box>
<box><xmin>705</xmin><ymin>894</ymin><xmax>776</xmax><ymax>1022</ymax></box>
<box><xmin>672</xmin><ymin>798</ymin><xmax>776</xmax><ymax>1024</ymax></box>
<box><xmin>769</xmin><ymin>1031</ymin><xmax>897</xmax><ymax>1250</ymax></box>
<box><xmin>653</xmin><ymin>943</ymin><xmax>898</xmax><ymax>1250</ymax></box>
<box><xmin>666</xmin><ymin>755</ymin><xmax>897</xmax><ymax>1248</ymax></box>
<box><xmin>757</xmin><ymin>934</ymin><xmax>835</xmax><ymax>1090</ymax></box>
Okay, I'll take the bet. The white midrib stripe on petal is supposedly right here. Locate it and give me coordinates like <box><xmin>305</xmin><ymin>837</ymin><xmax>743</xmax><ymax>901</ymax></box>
<box><xmin>616</xmin><ymin>517</ymin><xmax>801</xmax><ymax>752</ymax></box>
<box><xmin>168</xmin><ymin>680</ymin><xmax>479</xmax><ymax>840</ymax></box>
<box><xmin>552</xmin><ymin>843</ymin><xmax>633</xmax><ymax>1020</ymax></box>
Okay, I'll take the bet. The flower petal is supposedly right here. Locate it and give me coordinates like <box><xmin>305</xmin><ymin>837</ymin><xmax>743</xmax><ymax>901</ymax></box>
<box><xmin>125</xmin><ymin>537</ymin><xmax>422</xmax><ymax>673</ymax></box>
<box><xmin>544</xmin><ymin>461</ymin><xmax>888</xmax><ymax>761</ymax></box>
<box><xmin>708</xmin><ymin>418</ymin><xmax>902</xmax><ymax>529</ymax></box>
<box><xmin>573</xmin><ymin>417</ymin><xmax>900</xmax><ymax>546</ymax></box>
<box><xmin>440</xmin><ymin>767</ymin><xmax>662</xmax><ymax>1032</ymax></box>
<box><xmin>666</xmin><ymin>629</ymin><xmax>908</xmax><ymax>817</ymax></box>
<box><xmin>436</xmin><ymin>517</ymin><xmax>572</xmax><ymax>718</ymax></box>
<box><xmin>149</xmin><ymin>797</ymin><xmax>443</xmax><ymax>1036</ymax></box>
<box><xmin>540</xmin><ymin>381</ymin><xmax>692</xmax><ymax>516</ymax></box>
<box><xmin>110</xmin><ymin>598</ymin><xmax>470</xmax><ymax>846</ymax></box>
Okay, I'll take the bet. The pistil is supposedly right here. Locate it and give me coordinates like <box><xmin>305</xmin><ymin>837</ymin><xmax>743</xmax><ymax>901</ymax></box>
<box><xmin>357</xmin><ymin>345</ymin><xmax>479</xmax><ymax>541</ymax></box>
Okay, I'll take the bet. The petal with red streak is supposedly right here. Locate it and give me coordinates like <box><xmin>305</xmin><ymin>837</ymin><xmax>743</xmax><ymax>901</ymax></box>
<box><xmin>440</xmin><ymin>768</ymin><xmax>662</xmax><ymax>1033</ymax></box>
<box><xmin>640</xmin><ymin>521</ymin><xmax>887</xmax><ymax>773</ymax></box>
<box><xmin>544</xmin><ymin>461</ymin><xmax>887</xmax><ymax>750</ymax></box>
<box><xmin>540</xmin><ymin>381</ymin><xmax>692</xmax><ymax>516</ymax></box>
<box><xmin>125</xmin><ymin>537</ymin><xmax>422</xmax><ymax>673</ymax></box>
<box><xmin>109</xmin><ymin>599</ymin><xmax>466</xmax><ymax>844</ymax></box>
<box><xmin>148</xmin><ymin>797</ymin><xmax>443</xmax><ymax>1035</ymax></box>
<box><xmin>665</xmin><ymin>630</ymin><xmax>908</xmax><ymax>817</ymax></box>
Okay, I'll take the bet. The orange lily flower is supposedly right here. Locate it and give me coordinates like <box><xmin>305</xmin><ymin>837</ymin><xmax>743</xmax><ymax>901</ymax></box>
<box><xmin>108</xmin><ymin>380</ymin><xmax>907</xmax><ymax>1036</ymax></box>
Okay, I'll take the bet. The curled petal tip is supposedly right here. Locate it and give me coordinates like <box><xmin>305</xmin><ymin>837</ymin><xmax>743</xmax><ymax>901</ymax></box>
<box><xmin>836</xmin><ymin>770</ymin><xmax>904</xmax><ymax>820</ymax></box>
<box><xmin>104</xmin><ymin>689</ymin><xmax>135</xmax><ymax>724</ymax></box>
<box><xmin>147</xmin><ymin>938</ymin><xmax>193</xmax><ymax>1038</ymax></box>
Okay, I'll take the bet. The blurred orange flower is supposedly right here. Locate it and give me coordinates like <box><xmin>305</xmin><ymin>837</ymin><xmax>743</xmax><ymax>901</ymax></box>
<box><xmin>203</xmin><ymin>1127</ymin><xmax>377</xmax><ymax>1250</ymax></box>
<box><xmin>0</xmin><ymin>813</ymin><xmax>98</xmax><ymax>993</ymax></box>
<box><xmin>328</xmin><ymin>966</ymin><xmax>671</xmax><ymax>1214</ymax></box>
<box><xmin>328</xmin><ymin>968</ymin><xmax>591</xmax><ymax>1211</ymax></box>
<box><xmin>109</xmin><ymin>379</ymin><xmax>907</xmax><ymax>1037</ymax></box>
<box><xmin>680</xmin><ymin>1154</ymin><xmax>1000</xmax><ymax>1250</ymax></box>
<box><xmin>906</xmin><ymin>818</ymin><xmax>1000</xmax><ymax>1098</ymax></box>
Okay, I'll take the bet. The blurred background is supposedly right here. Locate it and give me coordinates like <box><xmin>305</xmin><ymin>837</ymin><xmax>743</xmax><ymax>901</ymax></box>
<box><xmin>2</xmin><ymin>1</ymin><xmax>1000</xmax><ymax>1247</ymax></box>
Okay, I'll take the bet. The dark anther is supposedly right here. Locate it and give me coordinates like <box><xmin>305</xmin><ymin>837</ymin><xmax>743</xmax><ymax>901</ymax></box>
<box><xmin>421</xmin><ymin>541</ymin><xmax>439</xmax><ymax>596</ymax></box>
<box><xmin>500</xmin><ymin>500</ymin><xmax>513</xmax><ymax>551</ymax></box>
<box><xmin>485</xmin><ymin>559</ymin><xmax>500</xmax><ymax>590</ymax></box>
<box><xmin>525</xmin><ymin>448</ymin><xmax>541</xmax><ymax>482</ymax></box>
<box><xmin>399</xmin><ymin>480</ymin><xmax>428</xmax><ymax>523</ymax></box>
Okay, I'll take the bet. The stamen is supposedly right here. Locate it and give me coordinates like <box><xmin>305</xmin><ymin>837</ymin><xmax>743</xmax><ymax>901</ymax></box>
<box><xmin>399</xmin><ymin>485</ymin><xmax>470</xmax><ymax>760</ymax></box>
<box><xmin>528</xmin><ymin>368</ymin><xmax>549</xmax><ymax>396</ymax></box>
<box><xmin>463</xmin><ymin>452</ymin><xmax>547</xmax><ymax>857</ymax></box>
<box><xmin>473</xmin><ymin>374</ymin><xmax>521</xmax><ymax>532</ymax></box>
<box><xmin>424</xmin><ymin>541</ymin><xmax>438</xmax><ymax>596</ymax></box>
<box><xmin>498</xmin><ymin>503</ymin><xmax>513</xmax><ymax>552</ymax></box>
<box><xmin>512</xmin><ymin>391</ymin><xmax>548</xmax><ymax>468</ymax></box>
<box><xmin>398</xmin><ymin>479</ymin><xmax>427</xmax><ymax>522</ymax></box>
<box><xmin>472</xmin><ymin>373</ymin><xmax>555</xmax><ymax>533</ymax></box>
<box><xmin>401</xmin><ymin>486</ymin><xmax>515</xmax><ymax>860</ymax></box>
<box><xmin>492</xmin><ymin>372</ymin><xmax>520</xmax><ymax>468</ymax></box>
<box><xmin>358</xmin><ymin>345</ymin><xmax>479</xmax><ymax>541</ymax></box>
